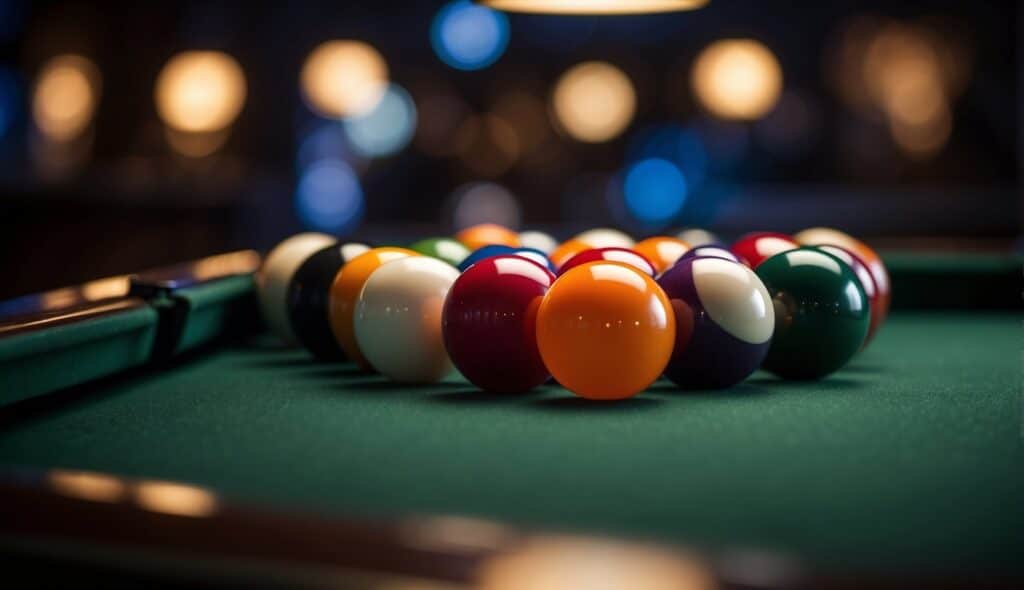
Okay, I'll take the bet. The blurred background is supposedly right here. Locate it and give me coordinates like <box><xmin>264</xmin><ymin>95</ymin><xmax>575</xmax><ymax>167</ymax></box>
<box><xmin>0</xmin><ymin>0</ymin><xmax>1018</xmax><ymax>297</ymax></box>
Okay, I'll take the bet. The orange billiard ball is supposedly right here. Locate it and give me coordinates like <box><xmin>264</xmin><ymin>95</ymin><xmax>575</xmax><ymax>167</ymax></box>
<box><xmin>536</xmin><ymin>261</ymin><xmax>676</xmax><ymax>401</ymax></box>
<box><xmin>455</xmin><ymin>223</ymin><xmax>521</xmax><ymax>250</ymax></box>
<box><xmin>549</xmin><ymin>238</ymin><xmax>591</xmax><ymax>270</ymax></box>
<box><xmin>633</xmin><ymin>236</ymin><xmax>691</xmax><ymax>274</ymax></box>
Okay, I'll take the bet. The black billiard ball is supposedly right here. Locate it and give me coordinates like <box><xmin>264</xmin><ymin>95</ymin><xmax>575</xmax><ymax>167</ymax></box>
<box><xmin>286</xmin><ymin>242</ymin><xmax>370</xmax><ymax>360</ymax></box>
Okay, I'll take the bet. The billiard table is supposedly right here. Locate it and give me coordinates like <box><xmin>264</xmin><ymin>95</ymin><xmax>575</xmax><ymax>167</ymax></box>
<box><xmin>0</xmin><ymin>249</ymin><xmax>1020</xmax><ymax>589</ymax></box>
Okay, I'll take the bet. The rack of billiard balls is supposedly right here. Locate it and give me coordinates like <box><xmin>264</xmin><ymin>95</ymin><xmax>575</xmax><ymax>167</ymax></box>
<box><xmin>257</xmin><ymin>224</ymin><xmax>889</xmax><ymax>401</ymax></box>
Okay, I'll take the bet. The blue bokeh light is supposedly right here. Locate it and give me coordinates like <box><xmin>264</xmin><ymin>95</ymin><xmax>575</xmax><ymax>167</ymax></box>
<box><xmin>296</xmin><ymin>122</ymin><xmax>356</xmax><ymax>172</ymax></box>
<box><xmin>431</xmin><ymin>0</ymin><xmax>509</xmax><ymax>71</ymax></box>
<box><xmin>343</xmin><ymin>84</ymin><xmax>416</xmax><ymax>158</ymax></box>
<box><xmin>295</xmin><ymin>160</ymin><xmax>365</xmax><ymax>233</ymax></box>
<box><xmin>628</xmin><ymin>125</ymin><xmax>708</xmax><ymax>190</ymax></box>
<box><xmin>0</xmin><ymin>67</ymin><xmax>19</xmax><ymax>140</ymax></box>
<box><xmin>623</xmin><ymin>158</ymin><xmax>688</xmax><ymax>226</ymax></box>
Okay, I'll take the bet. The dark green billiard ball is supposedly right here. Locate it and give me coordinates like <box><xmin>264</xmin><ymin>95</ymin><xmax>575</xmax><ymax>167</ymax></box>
<box><xmin>755</xmin><ymin>247</ymin><xmax>870</xmax><ymax>379</ymax></box>
<box><xmin>409</xmin><ymin>237</ymin><xmax>470</xmax><ymax>268</ymax></box>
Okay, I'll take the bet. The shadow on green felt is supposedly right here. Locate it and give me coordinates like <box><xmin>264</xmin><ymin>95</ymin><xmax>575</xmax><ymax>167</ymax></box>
<box><xmin>427</xmin><ymin>390</ymin><xmax>539</xmax><ymax>405</ymax></box>
<box><xmin>745</xmin><ymin>375</ymin><xmax>869</xmax><ymax>390</ymax></box>
<box><xmin>645</xmin><ymin>382</ymin><xmax>771</xmax><ymax>397</ymax></box>
<box><xmin>836</xmin><ymin>363</ymin><xmax>888</xmax><ymax>375</ymax></box>
<box><xmin>335</xmin><ymin>379</ymin><xmax>475</xmax><ymax>395</ymax></box>
<box><xmin>237</xmin><ymin>356</ymin><xmax>318</xmax><ymax>370</ymax></box>
<box><xmin>528</xmin><ymin>396</ymin><xmax>663</xmax><ymax>411</ymax></box>
<box><xmin>304</xmin><ymin>366</ymin><xmax>369</xmax><ymax>379</ymax></box>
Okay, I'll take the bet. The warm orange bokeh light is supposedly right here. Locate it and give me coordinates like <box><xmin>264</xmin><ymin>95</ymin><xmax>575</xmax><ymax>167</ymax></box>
<box><xmin>155</xmin><ymin>51</ymin><xmax>247</xmax><ymax>133</ymax></box>
<box><xmin>301</xmin><ymin>40</ymin><xmax>388</xmax><ymax>119</ymax></box>
<box><xmin>33</xmin><ymin>54</ymin><xmax>101</xmax><ymax>142</ymax></box>
<box><xmin>481</xmin><ymin>0</ymin><xmax>708</xmax><ymax>14</ymax></box>
<box><xmin>692</xmin><ymin>39</ymin><xmax>783</xmax><ymax>120</ymax></box>
<box><xmin>552</xmin><ymin>62</ymin><xmax>636</xmax><ymax>143</ymax></box>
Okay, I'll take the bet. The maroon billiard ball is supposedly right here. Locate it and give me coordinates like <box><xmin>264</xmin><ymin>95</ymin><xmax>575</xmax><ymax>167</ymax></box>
<box><xmin>814</xmin><ymin>244</ymin><xmax>881</xmax><ymax>346</ymax></box>
<box><xmin>442</xmin><ymin>255</ymin><xmax>555</xmax><ymax>393</ymax></box>
<box><xmin>731</xmin><ymin>232</ymin><xmax>800</xmax><ymax>268</ymax></box>
<box><xmin>558</xmin><ymin>247</ymin><xmax>657</xmax><ymax>277</ymax></box>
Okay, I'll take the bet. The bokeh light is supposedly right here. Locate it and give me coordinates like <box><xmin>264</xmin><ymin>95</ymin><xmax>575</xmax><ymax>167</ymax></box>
<box><xmin>0</xmin><ymin>67</ymin><xmax>18</xmax><ymax>139</ymax></box>
<box><xmin>627</xmin><ymin>125</ymin><xmax>708</xmax><ymax>191</ymax></box>
<box><xmin>300</xmin><ymin>40</ymin><xmax>388</xmax><ymax>119</ymax></box>
<box><xmin>415</xmin><ymin>87</ymin><xmax>470</xmax><ymax>156</ymax></box>
<box><xmin>431</xmin><ymin>0</ymin><xmax>510</xmax><ymax>71</ymax></box>
<box><xmin>450</xmin><ymin>182</ymin><xmax>521</xmax><ymax>230</ymax></box>
<box><xmin>827</xmin><ymin>18</ymin><xmax>966</xmax><ymax>160</ymax></box>
<box><xmin>622</xmin><ymin>158</ymin><xmax>687</xmax><ymax>226</ymax></box>
<box><xmin>477</xmin><ymin>536</ymin><xmax>715</xmax><ymax>590</ymax></box>
<box><xmin>692</xmin><ymin>39</ymin><xmax>782</xmax><ymax>120</ymax></box>
<box><xmin>295</xmin><ymin>160</ymin><xmax>365</xmax><ymax>233</ymax></box>
<box><xmin>480</xmin><ymin>0</ymin><xmax>708</xmax><ymax>14</ymax></box>
<box><xmin>296</xmin><ymin>122</ymin><xmax>357</xmax><ymax>172</ymax></box>
<box><xmin>135</xmin><ymin>481</ymin><xmax>218</xmax><ymax>518</ymax></box>
<box><xmin>343</xmin><ymin>83</ymin><xmax>416</xmax><ymax>158</ymax></box>
<box><xmin>455</xmin><ymin>114</ymin><xmax>520</xmax><ymax>177</ymax></box>
<box><xmin>753</xmin><ymin>90</ymin><xmax>819</xmax><ymax>157</ymax></box>
<box><xmin>493</xmin><ymin>91</ymin><xmax>549</xmax><ymax>153</ymax></box>
<box><xmin>552</xmin><ymin>61</ymin><xmax>636</xmax><ymax>143</ymax></box>
<box><xmin>164</xmin><ymin>127</ymin><xmax>230</xmax><ymax>158</ymax></box>
<box><xmin>889</xmin><ymin>100</ymin><xmax>951</xmax><ymax>159</ymax></box>
<box><xmin>155</xmin><ymin>51</ymin><xmax>246</xmax><ymax>133</ymax></box>
<box><xmin>32</xmin><ymin>54</ymin><xmax>100</xmax><ymax>142</ymax></box>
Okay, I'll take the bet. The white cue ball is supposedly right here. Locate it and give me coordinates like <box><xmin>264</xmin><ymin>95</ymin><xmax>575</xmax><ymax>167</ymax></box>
<box><xmin>573</xmin><ymin>227</ymin><xmax>635</xmax><ymax>249</ymax></box>
<box><xmin>257</xmin><ymin>232</ymin><xmax>336</xmax><ymax>344</ymax></box>
<box><xmin>354</xmin><ymin>257</ymin><xmax>460</xmax><ymax>383</ymax></box>
<box><xmin>518</xmin><ymin>230</ymin><xmax>558</xmax><ymax>255</ymax></box>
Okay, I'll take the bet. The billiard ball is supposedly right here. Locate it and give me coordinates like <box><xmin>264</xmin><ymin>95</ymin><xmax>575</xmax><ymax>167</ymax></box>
<box><xmin>793</xmin><ymin>227</ymin><xmax>890</xmax><ymax>341</ymax></box>
<box><xmin>455</xmin><ymin>223</ymin><xmax>521</xmax><ymax>250</ymax></box>
<box><xmin>536</xmin><ymin>261</ymin><xmax>676</xmax><ymax>400</ymax></box>
<box><xmin>458</xmin><ymin>245</ymin><xmax>555</xmax><ymax>273</ymax></box>
<box><xmin>558</xmin><ymin>247</ymin><xmax>656</xmax><ymax>277</ymax></box>
<box><xmin>354</xmin><ymin>257</ymin><xmax>460</xmax><ymax>383</ymax></box>
<box><xmin>518</xmin><ymin>230</ymin><xmax>558</xmax><ymax>255</ymax></box>
<box><xmin>813</xmin><ymin>244</ymin><xmax>881</xmax><ymax>346</ymax></box>
<box><xmin>443</xmin><ymin>255</ymin><xmax>555</xmax><ymax>393</ymax></box>
<box><xmin>257</xmin><ymin>233</ymin><xmax>336</xmax><ymax>344</ymax></box>
<box><xmin>549</xmin><ymin>239</ymin><xmax>591</xmax><ymax>270</ymax></box>
<box><xmin>731</xmin><ymin>232</ymin><xmax>799</xmax><ymax>268</ymax></box>
<box><xmin>572</xmin><ymin>228</ymin><xmax>635</xmax><ymax>249</ymax></box>
<box><xmin>676</xmin><ymin>245</ymin><xmax>741</xmax><ymax>264</ymax></box>
<box><xmin>328</xmin><ymin>247</ymin><xmax>420</xmax><ymax>370</ymax></box>
<box><xmin>676</xmin><ymin>228</ymin><xmax>720</xmax><ymax>248</ymax></box>
<box><xmin>755</xmin><ymin>247</ymin><xmax>870</xmax><ymax>379</ymax></box>
<box><xmin>633</xmin><ymin>236</ymin><xmax>692</xmax><ymax>274</ymax></box>
<box><xmin>409</xmin><ymin>237</ymin><xmax>471</xmax><ymax>268</ymax></box>
<box><xmin>286</xmin><ymin>242</ymin><xmax>370</xmax><ymax>360</ymax></box>
<box><xmin>657</xmin><ymin>257</ymin><xmax>774</xmax><ymax>389</ymax></box>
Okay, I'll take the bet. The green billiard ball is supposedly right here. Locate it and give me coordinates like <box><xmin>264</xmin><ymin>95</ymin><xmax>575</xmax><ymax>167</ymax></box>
<box><xmin>409</xmin><ymin>237</ymin><xmax>471</xmax><ymax>268</ymax></box>
<box><xmin>755</xmin><ymin>247</ymin><xmax>870</xmax><ymax>380</ymax></box>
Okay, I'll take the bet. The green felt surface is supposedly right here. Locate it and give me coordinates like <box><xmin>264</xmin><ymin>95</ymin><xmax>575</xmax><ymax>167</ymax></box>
<box><xmin>0</xmin><ymin>312</ymin><xmax>1021</xmax><ymax>576</ymax></box>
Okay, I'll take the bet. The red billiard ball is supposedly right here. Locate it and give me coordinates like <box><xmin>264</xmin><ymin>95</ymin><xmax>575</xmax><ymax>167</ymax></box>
<box><xmin>558</xmin><ymin>247</ymin><xmax>657</xmax><ymax>277</ymax></box>
<box><xmin>442</xmin><ymin>255</ymin><xmax>555</xmax><ymax>393</ymax></box>
<box><xmin>731</xmin><ymin>232</ymin><xmax>800</xmax><ymax>268</ymax></box>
